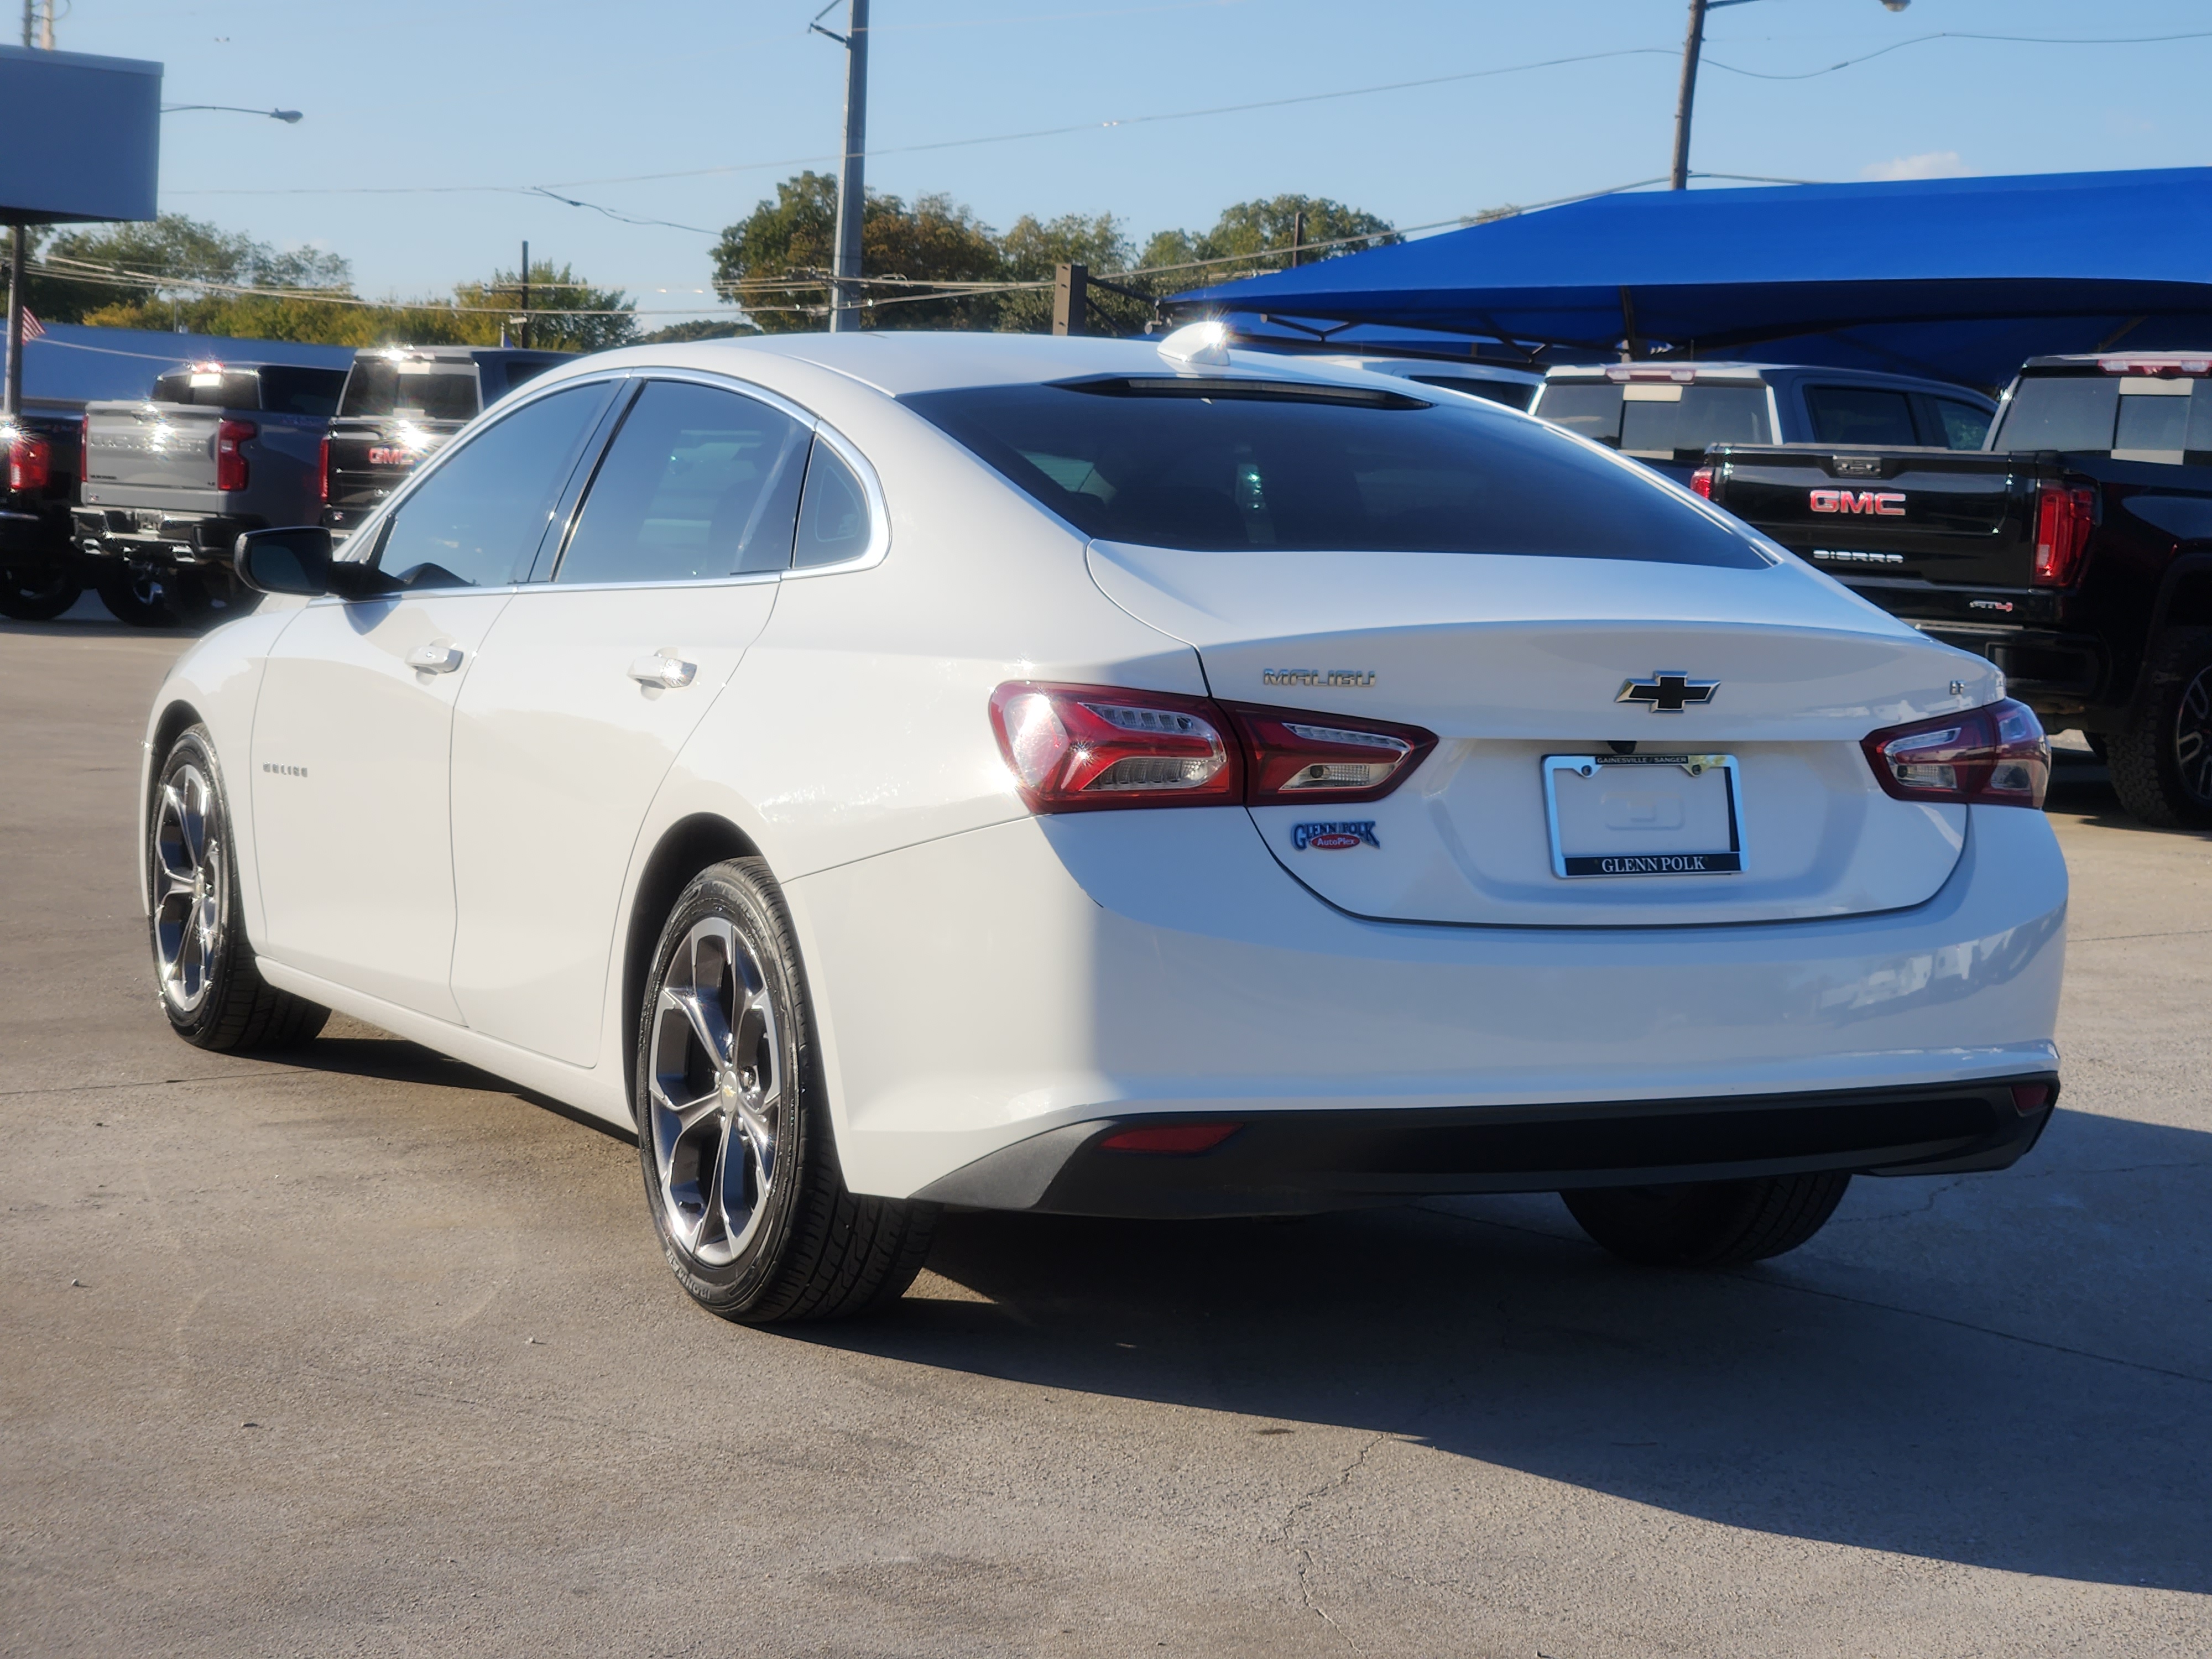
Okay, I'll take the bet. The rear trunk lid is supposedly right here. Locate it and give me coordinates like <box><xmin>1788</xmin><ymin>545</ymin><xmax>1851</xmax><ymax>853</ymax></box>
<box><xmin>1088</xmin><ymin>540</ymin><xmax>1993</xmax><ymax>927</ymax></box>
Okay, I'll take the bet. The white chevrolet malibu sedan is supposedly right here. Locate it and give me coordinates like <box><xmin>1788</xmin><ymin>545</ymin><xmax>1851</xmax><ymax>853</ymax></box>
<box><xmin>140</xmin><ymin>326</ymin><xmax>2066</xmax><ymax>1323</ymax></box>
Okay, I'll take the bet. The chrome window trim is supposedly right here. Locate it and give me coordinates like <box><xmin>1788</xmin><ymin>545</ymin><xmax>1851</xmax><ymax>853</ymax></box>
<box><xmin>781</xmin><ymin>418</ymin><xmax>893</xmax><ymax>580</ymax></box>
<box><xmin>331</xmin><ymin>361</ymin><xmax>891</xmax><ymax>587</ymax></box>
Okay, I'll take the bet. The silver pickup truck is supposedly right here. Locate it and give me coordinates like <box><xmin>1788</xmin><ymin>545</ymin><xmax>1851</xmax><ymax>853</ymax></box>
<box><xmin>72</xmin><ymin>361</ymin><xmax>347</xmax><ymax>625</ymax></box>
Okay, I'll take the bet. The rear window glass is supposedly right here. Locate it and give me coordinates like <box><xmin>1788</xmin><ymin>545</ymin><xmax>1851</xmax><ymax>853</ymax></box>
<box><xmin>340</xmin><ymin>358</ymin><xmax>481</xmax><ymax>422</ymax></box>
<box><xmin>1932</xmin><ymin>398</ymin><xmax>1991</xmax><ymax>450</ymax></box>
<box><xmin>1805</xmin><ymin>385</ymin><xmax>1917</xmax><ymax>447</ymax></box>
<box><xmin>902</xmin><ymin>378</ymin><xmax>1767</xmax><ymax>567</ymax></box>
<box><xmin>255</xmin><ymin>367</ymin><xmax>345</xmax><ymax>417</ymax></box>
<box><xmin>153</xmin><ymin>369</ymin><xmax>265</xmax><ymax>409</ymax></box>
<box><xmin>1407</xmin><ymin>374</ymin><xmax>1536</xmax><ymax>411</ymax></box>
<box><xmin>1993</xmin><ymin>374</ymin><xmax>2212</xmax><ymax>461</ymax></box>
<box><xmin>1535</xmin><ymin>381</ymin><xmax>1772</xmax><ymax>455</ymax></box>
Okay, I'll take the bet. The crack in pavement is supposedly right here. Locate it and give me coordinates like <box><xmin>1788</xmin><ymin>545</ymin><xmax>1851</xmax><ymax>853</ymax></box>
<box><xmin>1273</xmin><ymin>1433</ymin><xmax>1391</xmax><ymax>1655</ymax></box>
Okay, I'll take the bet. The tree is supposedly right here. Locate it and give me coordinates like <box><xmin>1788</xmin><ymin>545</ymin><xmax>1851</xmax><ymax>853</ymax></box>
<box><xmin>997</xmin><ymin>212</ymin><xmax>1158</xmax><ymax>335</ymax></box>
<box><xmin>712</xmin><ymin>172</ymin><xmax>1004</xmax><ymax>332</ymax></box>
<box><xmin>1140</xmin><ymin>195</ymin><xmax>1399</xmax><ymax>289</ymax></box>
<box><xmin>28</xmin><ymin>212</ymin><xmax>351</xmax><ymax>325</ymax></box>
<box><xmin>453</xmin><ymin>259</ymin><xmax>638</xmax><ymax>352</ymax></box>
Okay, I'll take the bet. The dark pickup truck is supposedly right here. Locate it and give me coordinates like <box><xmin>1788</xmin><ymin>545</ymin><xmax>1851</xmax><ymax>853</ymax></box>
<box><xmin>1</xmin><ymin>407</ymin><xmax>87</xmax><ymax>620</ymax></box>
<box><xmin>321</xmin><ymin>346</ymin><xmax>566</xmax><ymax>540</ymax></box>
<box><xmin>1697</xmin><ymin>351</ymin><xmax>2212</xmax><ymax>827</ymax></box>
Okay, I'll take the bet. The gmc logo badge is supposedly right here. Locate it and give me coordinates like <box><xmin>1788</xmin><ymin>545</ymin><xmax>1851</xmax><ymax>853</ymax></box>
<box><xmin>1809</xmin><ymin>488</ymin><xmax>1905</xmax><ymax>516</ymax></box>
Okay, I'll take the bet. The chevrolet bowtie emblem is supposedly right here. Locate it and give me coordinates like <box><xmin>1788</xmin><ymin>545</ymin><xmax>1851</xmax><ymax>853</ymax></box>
<box><xmin>1616</xmin><ymin>671</ymin><xmax>1718</xmax><ymax>713</ymax></box>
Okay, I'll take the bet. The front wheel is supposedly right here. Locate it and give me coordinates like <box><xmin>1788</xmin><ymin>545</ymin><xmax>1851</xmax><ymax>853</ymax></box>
<box><xmin>2107</xmin><ymin>627</ymin><xmax>2212</xmax><ymax>828</ymax></box>
<box><xmin>638</xmin><ymin>858</ymin><xmax>936</xmax><ymax>1323</ymax></box>
<box><xmin>0</xmin><ymin>563</ymin><xmax>82</xmax><ymax>621</ymax></box>
<box><xmin>149</xmin><ymin>726</ymin><xmax>330</xmax><ymax>1051</ymax></box>
<box><xmin>1563</xmin><ymin>1171</ymin><xmax>1851</xmax><ymax>1269</ymax></box>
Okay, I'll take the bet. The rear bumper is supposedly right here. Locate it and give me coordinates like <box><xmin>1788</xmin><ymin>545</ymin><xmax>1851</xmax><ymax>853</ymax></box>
<box><xmin>916</xmin><ymin>1075</ymin><xmax>2059</xmax><ymax>1218</ymax></box>
<box><xmin>72</xmin><ymin>508</ymin><xmax>255</xmax><ymax>566</ymax></box>
<box><xmin>1912</xmin><ymin>623</ymin><xmax>2107</xmax><ymax>717</ymax></box>
<box><xmin>789</xmin><ymin>802</ymin><xmax>2068</xmax><ymax>1203</ymax></box>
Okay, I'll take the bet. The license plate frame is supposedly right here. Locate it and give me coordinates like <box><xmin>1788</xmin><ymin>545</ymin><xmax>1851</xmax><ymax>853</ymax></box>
<box><xmin>1541</xmin><ymin>752</ymin><xmax>1745</xmax><ymax>879</ymax></box>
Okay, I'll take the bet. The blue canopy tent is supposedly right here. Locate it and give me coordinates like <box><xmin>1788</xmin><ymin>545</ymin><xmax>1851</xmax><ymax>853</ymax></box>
<box><xmin>1172</xmin><ymin>169</ymin><xmax>2212</xmax><ymax>391</ymax></box>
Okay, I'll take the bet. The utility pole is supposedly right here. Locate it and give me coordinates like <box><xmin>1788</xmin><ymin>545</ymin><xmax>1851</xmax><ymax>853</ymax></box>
<box><xmin>6</xmin><ymin>0</ymin><xmax>39</xmax><ymax>417</ymax></box>
<box><xmin>1051</xmin><ymin>264</ymin><xmax>1087</xmax><ymax>336</ymax></box>
<box><xmin>519</xmin><ymin>239</ymin><xmax>530</xmax><ymax>349</ymax></box>
<box><xmin>821</xmin><ymin>0</ymin><xmax>869</xmax><ymax>332</ymax></box>
<box><xmin>1670</xmin><ymin>0</ymin><xmax>1708</xmax><ymax>191</ymax></box>
<box><xmin>1291</xmin><ymin>209</ymin><xmax>1307</xmax><ymax>269</ymax></box>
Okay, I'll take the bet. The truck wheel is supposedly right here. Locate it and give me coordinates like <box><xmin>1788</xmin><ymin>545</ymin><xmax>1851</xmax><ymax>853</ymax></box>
<box><xmin>2107</xmin><ymin>627</ymin><xmax>2212</xmax><ymax>828</ymax></box>
<box><xmin>1562</xmin><ymin>1172</ymin><xmax>1851</xmax><ymax>1269</ymax></box>
<box><xmin>0</xmin><ymin>564</ymin><xmax>82</xmax><ymax>622</ymax></box>
<box><xmin>150</xmin><ymin>726</ymin><xmax>330</xmax><ymax>1051</ymax></box>
<box><xmin>638</xmin><ymin>858</ymin><xmax>937</xmax><ymax>1323</ymax></box>
<box><xmin>97</xmin><ymin>565</ymin><xmax>181</xmax><ymax>628</ymax></box>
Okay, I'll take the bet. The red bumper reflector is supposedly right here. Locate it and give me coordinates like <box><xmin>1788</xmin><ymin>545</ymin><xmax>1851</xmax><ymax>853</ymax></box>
<box><xmin>1098</xmin><ymin>1123</ymin><xmax>1241</xmax><ymax>1154</ymax></box>
<box><xmin>2010</xmin><ymin>1082</ymin><xmax>2053</xmax><ymax>1114</ymax></box>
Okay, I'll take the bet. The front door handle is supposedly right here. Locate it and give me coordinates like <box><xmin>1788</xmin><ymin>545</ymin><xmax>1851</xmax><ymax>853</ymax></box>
<box><xmin>628</xmin><ymin>651</ymin><xmax>697</xmax><ymax>690</ymax></box>
<box><xmin>408</xmin><ymin>641</ymin><xmax>463</xmax><ymax>674</ymax></box>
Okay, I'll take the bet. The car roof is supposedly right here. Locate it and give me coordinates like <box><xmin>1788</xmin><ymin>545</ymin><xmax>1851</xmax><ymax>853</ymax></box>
<box><xmin>559</xmin><ymin>330</ymin><xmax>1437</xmax><ymax>401</ymax></box>
<box><xmin>349</xmin><ymin>346</ymin><xmax>568</xmax><ymax>364</ymax></box>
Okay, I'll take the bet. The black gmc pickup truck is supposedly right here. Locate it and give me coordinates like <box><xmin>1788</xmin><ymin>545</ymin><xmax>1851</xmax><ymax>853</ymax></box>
<box><xmin>321</xmin><ymin>346</ymin><xmax>565</xmax><ymax>541</ymax></box>
<box><xmin>1</xmin><ymin>407</ymin><xmax>87</xmax><ymax>620</ymax></box>
<box><xmin>1699</xmin><ymin>352</ymin><xmax>2212</xmax><ymax>827</ymax></box>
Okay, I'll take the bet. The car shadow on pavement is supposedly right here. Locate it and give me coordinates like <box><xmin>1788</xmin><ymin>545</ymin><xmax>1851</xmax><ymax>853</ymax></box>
<box><xmin>805</xmin><ymin>1108</ymin><xmax>2212</xmax><ymax>1595</ymax></box>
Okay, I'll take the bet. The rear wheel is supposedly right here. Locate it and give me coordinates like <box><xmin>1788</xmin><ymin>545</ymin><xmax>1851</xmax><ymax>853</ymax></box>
<box><xmin>0</xmin><ymin>563</ymin><xmax>82</xmax><ymax>621</ymax></box>
<box><xmin>98</xmin><ymin>564</ymin><xmax>182</xmax><ymax>628</ymax></box>
<box><xmin>149</xmin><ymin>726</ymin><xmax>329</xmax><ymax>1051</ymax></box>
<box><xmin>1563</xmin><ymin>1172</ymin><xmax>1851</xmax><ymax>1269</ymax></box>
<box><xmin>2108</xmin><ymin>627</ymin><xmax>2212</xmax><ymax>828</ymax></box>
<box><xmin>638</xmin><ymin>858</ymin><xmax>936</xmax><ymax>1323</ymax></box>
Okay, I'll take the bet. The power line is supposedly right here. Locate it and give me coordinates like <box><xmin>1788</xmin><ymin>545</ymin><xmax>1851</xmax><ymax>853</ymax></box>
<box><xmin>1704</xmin><ymin>25</ymin><xmax>2212</xmax><ymax>82</ymax></box>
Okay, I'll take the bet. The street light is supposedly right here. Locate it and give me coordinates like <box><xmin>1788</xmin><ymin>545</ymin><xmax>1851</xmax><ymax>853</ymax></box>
<box><xmin>1672</xmin><ymin>0</ymin><xmax>1907</xmax><ymax>189</ymax></box>
<box><xmin>161</xmin><ymin>105</ymin><xmax>304</xmax><ymax>123</ymax></box>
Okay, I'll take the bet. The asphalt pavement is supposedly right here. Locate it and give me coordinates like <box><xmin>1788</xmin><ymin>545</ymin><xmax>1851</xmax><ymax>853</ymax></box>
<box><xmin>3</xmin><ymin>605</ymin><xmax>2207</xmax><ymax>1657</ymax></box>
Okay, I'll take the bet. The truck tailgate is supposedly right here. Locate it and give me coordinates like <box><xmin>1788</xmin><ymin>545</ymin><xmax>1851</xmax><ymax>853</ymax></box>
<box><xmin>80</xmin><ymin>402</ymin><xmax>222</xmax><ymax>507</ymax></box>
<box><xmin>1709</xmin><ymin>446</ymin><xmax>2051</xmax><ymax>588</ymax></box>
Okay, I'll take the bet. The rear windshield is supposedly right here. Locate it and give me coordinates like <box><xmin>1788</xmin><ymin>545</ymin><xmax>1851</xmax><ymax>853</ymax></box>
<box><xmin>148</xmin><ymin>367</ymin><xmax>341</xmax><ymax>414</ymax></box>
<box><xmin>1992</xmin><ymin>372</ymin><xmax>2212</xmax><ymax>462</ymax></box>
<box><xmin>902</xmin><ymin>377</ymin><xmax>1767</xmax><ymax>567</ymax></box>
<box><xmin>1534</xmin><ymin>380</ymin><xmax>1772</xmax><ymax>457</ymax></box>
<box><xmin>1406</xmin><ymin>374</ymin><xmax>1536</xmax><ymax>411</ymax></box>
<box><xmin>340</xmin><ymin>358</ymin><xmax>482</xmax><ymax>422</ymax></box>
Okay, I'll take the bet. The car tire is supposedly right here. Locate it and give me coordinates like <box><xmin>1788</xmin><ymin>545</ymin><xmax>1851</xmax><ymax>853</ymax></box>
<box><xmin>0</xmin><ymin>564</ymin><xmax>83</xmax><ymax>621</ymax></box>
<box><xmin>97</xmin><ymin>564</ymin><xmax>183</xmax><ymax>628</ymax></box>
<box><xmin>638</xmin><ymin>858</ymin><xmax>937</xmax><ymax>1323</ymax></box>
<box><xmin>2107</xmin><ymin>627</ymin><xmax>2212</xmax><ymax>828</ymax></box>
<box><xmin>149</xmin><ymin>726</ymin><xmax>330</xmax><ymax>1051</ymax></box>
<box><xmin>1562</xmin><ymin>1171</ymin><xmax>1851</xmax><ymax>1269</ymax></box>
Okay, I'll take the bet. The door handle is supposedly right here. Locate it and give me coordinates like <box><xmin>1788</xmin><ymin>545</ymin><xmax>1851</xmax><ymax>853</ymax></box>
<box><xmin>408</xmin><ymin>641</ymin><xmax>463</xmax><ymax>674</ymax></box>
<box><xmin>628</xmin><ymin>651</ymin><xmax>697</xmax><ymax>690</ymax></box>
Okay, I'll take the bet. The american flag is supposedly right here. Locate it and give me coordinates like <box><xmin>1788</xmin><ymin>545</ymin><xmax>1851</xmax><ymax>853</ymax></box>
<box><xmin>18</xmin><ymin>306</ymin><xmax>43</xmax><ymax>341</ymax></box>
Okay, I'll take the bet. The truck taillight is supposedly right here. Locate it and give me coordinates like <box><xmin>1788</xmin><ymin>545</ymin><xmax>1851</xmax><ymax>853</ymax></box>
<box><xmin>216</xmin><ymin>419</ymin><xmax>256</xmax><ymax>493</ymax></box>
<box><xmin>1689</xmin><ymin>465</ymin><xmax>1714</xmax><ymax>499</ymax></box>
<box><xmin>7</xmin><ymin>431</ymin><xmax>51</xmax><ymax>491</ymax></box>
<box><xmin>988</xmin><ymin>684</ymin><xmax>1436</xmax><ymax>813</ymax></box>
<box><xmin>77</xmin><ymin>417</ymin><xmax>89</xmax><ymax>483</ymax></box>
<box><xmin>1862</xmin><ymin>698</ymin><xmax>2049</xmax><ymax>810</ymax></box>
<box><xmin>2032</xmin><ymin>484</ymin><xmax>2095</xmax><ymax>587</ymax></box>
<box><xmin>317</xmin><ymin>431</ymin><xmax>331</xmax><ymax>503</ymax></box>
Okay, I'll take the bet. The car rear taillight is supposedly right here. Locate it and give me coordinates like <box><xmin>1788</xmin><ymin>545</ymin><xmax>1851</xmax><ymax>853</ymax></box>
<box><xmin>2032</xmin><ymin>484</ymin><xmax>2094</xmax><ymax>587</ymax></box>
<box><xmin>1225</xmin><ymin>702</ymin><xmax>1436</xmax><ymax>806</ymax></box>
<box><xmin>989</xmin><ymin>683</ymin><xmax>1437</xmax><ymax>813</ymax></box>
<box><xmin>989</xmin><ymin>683</ymin><xmax>1241</xmax><ymax>811</ymax></box>
<box><xmin>1862</xmin><ymin>698</ymin><xmax>2049</xmax><ymax>809</ymax></box>
<box><xmin>317</xmin><ymin>431</ymin><xmax>331</xmax><ymax>503</ymax></box>
<box><xmin>216</xmin><ymin>419</ymin><xmax>256</xmax><ymax>493</ymax></box>
<box><xmin>1689</xmin><ymin>465</ymin><xmax>1714</xmax><ymax>499</ymax></box>
<box><xmin>7</xmin><ymin>432</ymin><xmax>50</xmax><ymax>492</ymax></box>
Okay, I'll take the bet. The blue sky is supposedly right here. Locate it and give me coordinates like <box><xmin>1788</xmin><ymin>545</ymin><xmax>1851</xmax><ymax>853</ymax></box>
<box><xmin>53</xmin><ymin>0</ymin><xmax>2212</xmax><ymax>324</ymax></box>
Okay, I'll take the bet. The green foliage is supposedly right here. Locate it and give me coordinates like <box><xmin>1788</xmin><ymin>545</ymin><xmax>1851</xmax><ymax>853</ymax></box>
<box><xmin>640</xmin><ymin>317</ymin><xmax>760</xmax><ymax>344</ymax></box>
<box><xmin>1172</xmin><ymin>195</ymin><xmax>1400</xmax><ymax>283</ymax></box>
<box><xmin>711</xmin><ymin>171</ymin><xmax>1004</xmax><ymax>332</ymax></box>
<box><xmin>28</xmin><ymin>213</ymin><xmax>353</xmax><ymax>325</ymax></box>
<box><xmin>453</xmin><ymin>259</ymin><xmax>638</xmax><ymax>352</ymax></box>
<box><xmin>997</xmin><ymin>212</ymin><xmax>1155</xmax><ymax>335</ymax></box>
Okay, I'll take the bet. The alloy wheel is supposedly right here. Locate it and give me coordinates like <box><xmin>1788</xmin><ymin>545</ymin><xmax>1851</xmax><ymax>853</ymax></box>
<box><xmin>2176</xmin><ymin>666</ymin><xmax>2212</xmax><ymax>804</ymax></box>
<box><xmin>648</xmin><ymin>915</ymin><xmax>782</xmax><ymax>1266</ymax></box>
<box><xmin>153</xmin><ymin>764</ymin><xmax>225</xmax><ymax>1014</ymax></box>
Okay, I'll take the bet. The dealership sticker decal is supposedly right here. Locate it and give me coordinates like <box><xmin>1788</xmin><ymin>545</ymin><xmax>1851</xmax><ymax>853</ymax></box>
<box><xmin>1293</xmin><ymin>821</ymin><xmax>1380</xmax><ymax>851</ymax></box>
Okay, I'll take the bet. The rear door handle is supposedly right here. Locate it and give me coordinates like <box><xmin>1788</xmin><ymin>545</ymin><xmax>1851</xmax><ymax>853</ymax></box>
<box><xmin>408</xmin><ymin>641</ymin><xmax>463</xmax><ymax>674</ymax></box>
<box><xmin>628</xmin><ymin>651</ymin><xmax>697</xmax><ymax>690</ymax></box>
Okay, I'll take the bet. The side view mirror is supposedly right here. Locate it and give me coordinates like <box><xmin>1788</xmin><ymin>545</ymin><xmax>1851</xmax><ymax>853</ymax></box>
<box><xmin>233</xmin><ymin>526</ymin><xmax>334</xmax><ymax>596</ymax></box>
<box><xmin>233</xmin><ymin>526</ymin><xmax>397</xmax><ymax>598</ymax></box>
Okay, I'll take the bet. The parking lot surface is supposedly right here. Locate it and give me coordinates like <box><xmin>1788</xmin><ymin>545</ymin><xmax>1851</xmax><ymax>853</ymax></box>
<box><xmin>3</xmin><ymin>609</ymin><xmax>2208</xmax><ymax>1657</ymax></box>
